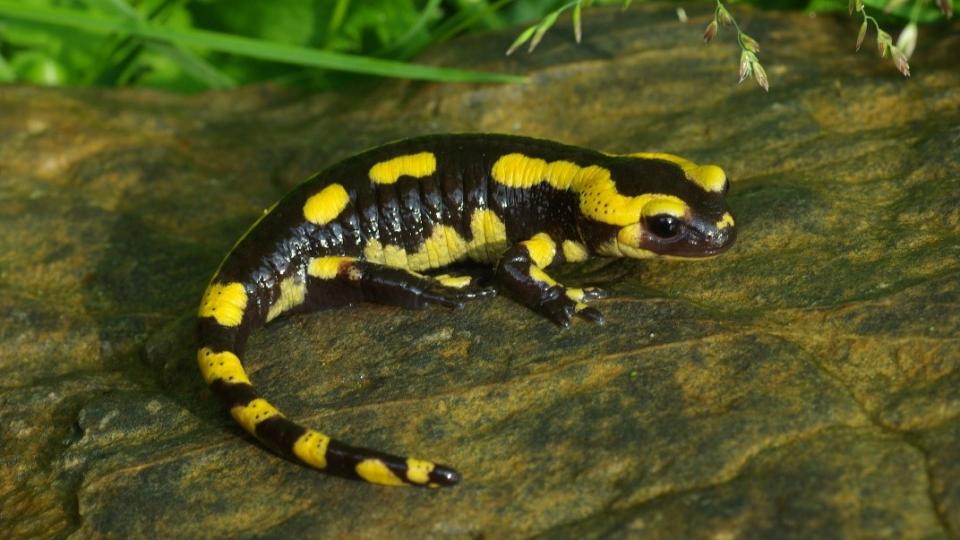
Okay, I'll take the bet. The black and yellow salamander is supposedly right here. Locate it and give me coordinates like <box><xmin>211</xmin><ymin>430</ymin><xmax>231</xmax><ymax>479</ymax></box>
<box><xmin>197</xmin><ymin>133</ymin><xmax>736</xmax><ymax>488</ymax></box>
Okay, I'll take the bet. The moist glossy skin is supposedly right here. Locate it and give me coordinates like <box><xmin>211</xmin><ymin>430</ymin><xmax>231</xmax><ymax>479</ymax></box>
<box><xmin>197</xmin><ymin>133</ymin><xmax>736</xmax><ymax>488</ymax></box>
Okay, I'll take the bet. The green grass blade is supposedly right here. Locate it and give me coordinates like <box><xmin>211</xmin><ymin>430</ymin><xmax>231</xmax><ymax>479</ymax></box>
<box><xmin>0</xmin><ymin>1</ymin><xmax>525</xmax><ymax>83</ymax></box>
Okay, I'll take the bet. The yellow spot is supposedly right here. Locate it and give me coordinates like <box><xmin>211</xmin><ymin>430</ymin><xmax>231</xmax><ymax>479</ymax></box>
<box><xmin>490</xmin><ymin>153</ymin><xmax>690</xmax><ymax>226</ymax></box>
<box><xmin>616</xmin><ymin>224</ymin><xmax>661</xmax><ymax>258</ymax></box>
<box><xmin>198</xmin><ymin>282</ymin><xmax>248</xmax><ymax>327</ymax></box>
<box><xmin>629</xmin><ymin>152</ymin><xmax>728</xmax><ymax>193</ymax></box>
<box><xmin>363</xmin><ymin>239</ymin><xmax>383</xmax><ymax>265</ymax></box>
<box><xmin>303</xmin><ymin>183</ymin><xmax>350</xmax><ymax>225</ymax></box>
<box><xmin>617</xmin><ymin>223</ymin><xmax>642</xmax><ymax>250</ymax></box>
<box><xmin>690</xmin><ymin>165</ymin><xmax>727</xmax><ymax>193</ymax></box>
<box><xmin>491</xmin><ymin>153</ymin><xmax>584</xmax><ymax>190</ymax></box>
<box><xmin>529</xmin><ymin>265</ymin><xmax>558</xmax><ymax>287</ymax></box>
<box><xmin>405</xmin><ymin>458</ymin><xmax>435</xmax><ymax>485</ymax></box>
<box><xmin>384</xmin><ymin>245</ymin><xmax>409</xmax><ymax>268</ymax></box>
<box><xmin>566</xmin><ymin>288</ymin><xmax>585</xmax><ymax>302</ymax></box>
<box><xmin>628</xmin><ymin>152</ymin><xmax>694</xmax><ymax>168</ymax></box>
<box><xmin>642</xmin><ymin>198</ymin><xmax>687</xmax><ymax>218</ymax></box>
<box><xmin>292</xmin><ymin>429</ymin><xmax>331</xmax><ymax>469</ymax></box>
<box><xmin>522</xmin><ymin>233</ymin><xmax>556</xmax><ymax>268</ymax></box>
<box><xmin>362</xmin><ymin>210</ymin><xmax>507</xmax><ymax>271</ymax></box>
<box><xmin>435</xmin><ymin>274</ymin><xmax>472</xmax><ymax>289</ymax></box>
<box><xmin>230</xmin><ymin>398</ymin><xmax>281</xmax><ymax>434</ymax></box>
<box><xmin>265</xmin><ymin>277</ymin><xmax>306</xmax><ymax>322</ymax></box>
<box><xmin>197</xmin><ymin>347</ymin><xmax>250</xmax><ymax>385</ymax></box>
<box><xmin>356</xmin><ymin>459</ymin><xmax>406</xmax><ymax>486</ymax></box>
<box><xmin>307</xmin><ymin>256</ymin><xmax>355</xmax><ymax>280</ymax></box>
<box><xmin>469</xmin><ymin>209</ymin><xmax>509</xmax><ymax>263</ymax></box>
<box><xmin>423</xmin><ymin>228</ymin><xmax>441</xmax><ymax>269</ymax></box>
<box><xmin>562</xmin><ymin>240</ymin><xmax>589</xmax><ymax>262</ymax></box>
<box><xmin>561</xmin><ymin>289</ymin><xmax>592</xmax><ymax>312</ymax></box>
<box><xmin>369</xmin><ymin>152</ymin><xmax>436</xmax><ymax>184</ymax></box>
<box><xmin>364</xmin><ymin>239</ymin><xmax>409</xmax><ymax>268</ymax></box>
<box><xmin>716</xmin><ymin>212</ymin><xmax>735</xmax><ymax>230</ymax></box>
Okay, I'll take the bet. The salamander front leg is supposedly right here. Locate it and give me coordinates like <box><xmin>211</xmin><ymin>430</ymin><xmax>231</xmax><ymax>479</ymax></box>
<box><xmin>496</xmin><ymin>233</ymin><xmax>607</xmax><ymax>328</ymax></box>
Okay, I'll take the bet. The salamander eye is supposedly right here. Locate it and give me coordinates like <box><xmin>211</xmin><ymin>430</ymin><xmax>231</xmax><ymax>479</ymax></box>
<box><xmin>722</xmin><ymin>180</ymin><xmax>731</xmax><ymax>196</ymax></box>
<box><xmin>646</xmin><ymin>214</ymin><xmax>680</xmax><ymax>239</ymax></box>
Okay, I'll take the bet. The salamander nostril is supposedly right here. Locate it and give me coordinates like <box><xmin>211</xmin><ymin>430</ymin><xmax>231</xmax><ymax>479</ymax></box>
<box><xmin>716</xmin><ymin>228</ymin><xmax>734</xmax><ymax>248</ymax></box>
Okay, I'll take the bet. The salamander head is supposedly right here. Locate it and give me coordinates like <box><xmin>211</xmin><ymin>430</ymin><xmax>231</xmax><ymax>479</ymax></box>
<box><xmin>587</xmin><ymin>153</ymin><xmax>737</xmax><ymax>259</ymax></box>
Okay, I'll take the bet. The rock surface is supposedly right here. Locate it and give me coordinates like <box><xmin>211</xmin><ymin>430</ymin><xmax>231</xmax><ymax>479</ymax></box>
<box><xmin>1</xmin><ymin>4</ymin><xmax>958</xmax><ymax>538</ymax></box>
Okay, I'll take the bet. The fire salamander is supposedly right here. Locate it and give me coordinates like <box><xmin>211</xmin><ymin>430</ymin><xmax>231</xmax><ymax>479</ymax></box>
<box><xmin>197</xmin><ymin>134</ymin><xmax>736</xmax><ymax>488</ymax></box>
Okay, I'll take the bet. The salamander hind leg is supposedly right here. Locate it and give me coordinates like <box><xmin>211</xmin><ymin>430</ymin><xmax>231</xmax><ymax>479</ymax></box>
<box><xmin>363</xmin><ymin>267</ymin><xmax>495</xmax><ymax>310</ymax></box>
<box><xmin>496</xmin><ymin>233</ymin><xmax>607</xmax><ymax>328</ymax></box>
<box><xmin>308</xmin><ymin>256</ymin><xmax>495</xmax><ymax>310</ymax></box>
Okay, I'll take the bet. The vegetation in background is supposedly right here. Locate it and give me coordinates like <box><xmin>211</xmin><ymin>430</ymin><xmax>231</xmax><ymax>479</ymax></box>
<box><xmin>0</xmin><ymin>0</ymin><xmax>536</xmax><ymax>90</ymax></box>
<box><xmin>702</xmin><ymin>0</ymin><xmax>769</xmax><ymax>90</ymax></box>
<box><xmin>504</xmin><ymin>0</ymin><xmax>772</xmax><ymax>89</ymax></box>
<box><xmin>510</xmin><ymin>0</ymin><xmax>951</xmax><ymax>89</ymax></box>
<box><xmin>504</xmin><ymin>0</ymin><xmax>628</xmax><ymax>54</ymax></box>
<box><xmin>0</xmin><ymin>0</ymin><xmax>952</xmax><ymax>93</ymax></box>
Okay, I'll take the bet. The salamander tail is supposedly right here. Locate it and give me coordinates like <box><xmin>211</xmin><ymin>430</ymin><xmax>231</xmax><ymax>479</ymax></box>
<box><xmin>196</xmin><ymin>344</ymin><xmax>460</xmax><ymax>487</ymax></box>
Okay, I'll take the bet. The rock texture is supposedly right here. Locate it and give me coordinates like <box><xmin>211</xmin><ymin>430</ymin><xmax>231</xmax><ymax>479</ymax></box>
<box><xmin>1</xmin><ymin>4</ymin><xmax>958</xmax><ymax>538</ymax></box>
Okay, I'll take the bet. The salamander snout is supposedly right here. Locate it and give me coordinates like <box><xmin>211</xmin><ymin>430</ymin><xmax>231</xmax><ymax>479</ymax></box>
<box><xmin>680</xmin><ymin>212</ymin><xmax>737</xmax><ymax>257</ymax></box>
<box><xmin>698</xmin><ymin>212</ymin><xmax>737</xmax><ymax>255</ymax></box>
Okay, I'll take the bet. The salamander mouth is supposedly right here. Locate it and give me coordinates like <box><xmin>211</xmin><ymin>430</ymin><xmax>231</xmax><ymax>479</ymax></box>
<box><xmin>672</xmin><ymin>225</ymin><xmax>737</xmax><ymax>257</ymax></box>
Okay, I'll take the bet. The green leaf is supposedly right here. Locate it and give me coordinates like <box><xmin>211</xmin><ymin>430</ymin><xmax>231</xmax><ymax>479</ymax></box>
<box><xmin>506</xmin><ymin>22</ymin><xmax>537</xmax><ymax>55</ymax></box>
<box><xmin>529</xmin><ymin>9</ymin><xmax>560</xmax><ymax>52</ymax></box>
<box><xmin>0</xmin><ymin>2</ymin><xmax>524</xmax><ymax>83</ymax></box>
<box><xmin>11</xmin><ymin>50</ymin><xmax>67</xmax><ymax>85</ymax></box>
<box><xmin>572</xmin><ymin>2</ymin><xmax>583</xmax><ymax>43</ymax></box>
<box><xmin>856</xmin><ymin>20</ymin><xmax>868</xmax><ymax>50</ymax></box>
